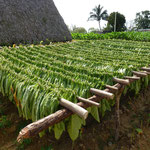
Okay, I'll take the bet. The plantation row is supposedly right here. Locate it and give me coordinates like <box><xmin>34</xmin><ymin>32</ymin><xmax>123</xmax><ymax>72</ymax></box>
<box><xmin>72</xmin><ymin>31</ymin><xmax>150</xmax><ymax>42</ymax></box>
<box><xmin>0</xmin><ymin>39</ymin><xmax>150</xmax><ymax>140</ymax></box>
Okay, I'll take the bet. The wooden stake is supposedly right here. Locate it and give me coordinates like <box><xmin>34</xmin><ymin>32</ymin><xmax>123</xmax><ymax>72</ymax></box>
<box><xmin>132</xmin><ymin>71</ymin><xmax>147</xmax><ymax>77</ymax></box>
<box><xmin>115</xmin><ymin>85</ymin><xmax>125</xmax><ymax>141</ymax></box>
<box><xmin>124</xmin><ymin>76</ymin><xmax>140</xmax><ymax>81</ymax></box>
<box><xmin>141</xmin><ymin>67</ymin><xmax>150</xmax><ymax>72</ymax></box>
<box><xmin>105</xmin><ymin>85</ymin><xmax>118</xmax><ymax>92</ymax></box>
<box><xmin>77</xmin><ymin>97</ymin><xmax>100</xmax><ymax>107</ymax></box>
<box><xmin>113</xmin><ymin>77</ymin><xmax>130</xmax><ymax>85</ymax></box>
<box><xmin>59</xmin><ymin>98</ymin><xmax>88</xmax><ymax>120</ymax></box>
<box><xmin>90</xmin><ymin>88</ymin><xmax>114</xmax><ymax>99</ymax></box>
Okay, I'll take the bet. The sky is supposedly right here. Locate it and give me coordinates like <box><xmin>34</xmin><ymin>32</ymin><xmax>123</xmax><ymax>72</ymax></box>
<box><xmin>53</xmin><ymin>0</ymin><xmax>150</xmax><ymax>31</ymax></box>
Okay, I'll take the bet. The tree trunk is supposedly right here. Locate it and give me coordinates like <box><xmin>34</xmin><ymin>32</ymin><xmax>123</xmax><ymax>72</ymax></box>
<box><xmin>98</xmin><ymin>21</ymin><xmax>101</xmax><ymax>31</ymax></box>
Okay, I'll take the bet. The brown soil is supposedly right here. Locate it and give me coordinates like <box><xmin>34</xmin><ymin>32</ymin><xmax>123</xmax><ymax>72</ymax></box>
<box><xmin>0</xmin><ymin>86</ymin><xmax>150</xmax><ymax>150</ymax></box>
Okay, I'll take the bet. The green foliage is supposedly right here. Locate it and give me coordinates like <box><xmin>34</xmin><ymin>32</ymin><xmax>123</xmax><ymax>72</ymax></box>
<box><xmin>135</xmin><ymin>10</ymin><xmax>150</xmax><ymax>29</ymax></box>
<box><xmin>67</xmin><ymin>115</ymin><xmax>85</xmax><ymax>141</ymax></box>
<box><xmin>90</xmin><ymin>106</ymin><xmax>100</xmax><ymax>122</ymax></box>
<box><xmin>72</xmin><ymin>31</ymin><xmax>150</xmax><ymax>42</ymax></box>
<box><xmin>107</xmin><ymin>12</ymin><xmax>126</xmax><ymax>32</ymax></box>
<box><xmin>0</xmin><ymin>39</ymin><xmax>150</xmax><ymax>141</ymax></box>
<box><xmin>54</xmin><ymin>122</ymin><xmax>65</xmax><ymax>139</ymax></box>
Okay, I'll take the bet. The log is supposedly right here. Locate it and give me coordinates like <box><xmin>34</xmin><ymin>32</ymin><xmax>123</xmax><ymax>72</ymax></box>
<box><xmin>141</xmin><ymin>67</ymin><xmax>150</xmax><ymax>72</ymax></box>
<box><xmin>77</xmin><ymin>96</ymin><xmax>100</xmax><ymax>107</ymax></box>
<box><xmin>132</xmin><ymin>71</ymin><xmax>147</xmax><ymax>77</ymax></box>
<box><xmin>59</xmin><ymin>98</ymin><xmax>88</xmax><ymax>120</ymax></box>
<box><xmin>90</xmin><ymin>88</ymin><xmax>114</xmax><ymax>99</ymax></box>
<box><xmin>124</xmin><ymin>76</ymin><xmax>140</xmax><ymax>81</ymax></box>
<box><xmin>105</xmin><ymin>85</ymin><xmax>118</xmax><ymax>92</ymax></box>
<box><xmin>113</xmin><ymin>77</ymin><xmax>130</xmax><ymax>85</ymax></box>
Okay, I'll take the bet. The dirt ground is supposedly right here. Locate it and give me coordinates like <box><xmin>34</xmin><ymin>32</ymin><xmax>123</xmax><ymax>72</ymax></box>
<box><xmin>0</xmin><ymin>86</ymin><xmax>150</xmax><ymax>150</ymax></box>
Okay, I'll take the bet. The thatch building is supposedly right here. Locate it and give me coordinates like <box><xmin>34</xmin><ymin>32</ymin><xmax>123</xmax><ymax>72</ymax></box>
<box><xmin>0</xmin><ymin>0</ymin><xmax>72</xmax><ymax>45</ymax></box>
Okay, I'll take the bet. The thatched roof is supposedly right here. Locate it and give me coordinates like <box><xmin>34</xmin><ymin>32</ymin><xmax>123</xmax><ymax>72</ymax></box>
<box><xmin>0</xmin><ymin>0</ymin><xmax>72</xmax><ymax>45</ymax></box>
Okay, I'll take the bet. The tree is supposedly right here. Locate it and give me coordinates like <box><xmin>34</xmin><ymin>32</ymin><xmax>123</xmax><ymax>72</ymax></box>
<box><xmin>88</xmin><ymin>27</ymin><xmax>99</xmax><ymax>33</ymax></box>
<box><xmin>72</xmin><ymin>27</ymin><xmax>87</xmax><ymax>33</ymax></box>
<box><xmin>70</xmin><ymin>25</ymin><xmax>87</xmax><ymax>33</ymax></box>
<box><xmin>88</xmin><ymin>5</ymin><xmax>108</xmax><ymax>31</ymax></box>
<box><xmin>135</xmin><ymin>10</ymin><xmax>150</xmax><ymax>29</ymax></box>
<box><xmin>107</xmin><ymin>12</ymin><xmax>126</xmax><ymax>32</ymax></box>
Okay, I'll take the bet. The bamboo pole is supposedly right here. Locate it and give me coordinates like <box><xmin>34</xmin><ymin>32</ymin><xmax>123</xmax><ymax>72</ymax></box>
<box><xmin>77</xmin><ymin>96</ymin><xmax>100</xmax><ymax>107</ymax></box>
<box><xmin>59</xmin><ymin>98</ymin><xmax>88</xmax><ymax>120</ymax></box>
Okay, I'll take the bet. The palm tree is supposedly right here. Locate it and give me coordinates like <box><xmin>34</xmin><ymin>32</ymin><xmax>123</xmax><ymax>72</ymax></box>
<box><xmin>88</xmin><ymin>5</ymin><xmax>108</xmax><ymax>31</ymax></box>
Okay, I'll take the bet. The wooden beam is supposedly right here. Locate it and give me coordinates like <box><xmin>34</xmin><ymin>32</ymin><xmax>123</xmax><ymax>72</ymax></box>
<box><xmin>141</xmin><ymin>67</ymin><xmax>150</xmax><ymax>72</ymax></box>
<box><xmin>59</xmin><ymin>98</ymin><xmax>88</xmax><ymax>120</ymax></box>
<box><xmin>113</xmin><ymin>77</ymin><xmax>130</xmax><ymax>85</ymax></box>
<box><xmin>77</xmin><ymin>96</ymin><xmax>100</xmax><ymax>107</ymax></box>
<box><xmin>132</xmin><ymin>71</ymin><xmax>147</xmax><ymax>77</ymax></box>
<box><xmin>124</xmin><ymin>76</ymin><xmax>140</xmax><ymax>81</ymax></box>
<box><xmin>90</xmin><ymin>88</ymin><xmax>114</xmax><ymax>99</ymax></box>
<box><xmin>105</xmin><ymin>85</ymin><xmax>119</xmax><ymax>92</ymax></box>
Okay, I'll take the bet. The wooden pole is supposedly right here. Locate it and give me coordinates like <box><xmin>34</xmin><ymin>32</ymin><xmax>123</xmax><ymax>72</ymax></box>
<box><xmin>144</xmin><ymin>71</ymin><xmax>150</xmax><ymax>75</ymax></box>
<box><xmin>113</xmin><ymin>77</ymin><xmax>130</xmax><ymax>85</ymax></box>
<box><xmin>124</xmin><ymin>76</ymin><xmax>140</xmax><ymax>81</ymax></box>
<box><xmin>90</xmin><ymin>88</ymin><xmax>114</xmax><ymax>99</ymax></box>
<box><xmin>132</xmin><ymin>71</ymin><xmax>147</xmax><ymax>77</ymax></box>
<box><xmin>141</xmin><ymin>67</ymin><xmax>150</xmax><ymax>72</ymax></box>
<box><xmin>115</xmin><ymin>85</ymin><xmax>124</xmax><ymax>141</ymax></box>
<box><xmin>59</xmin><ymin>98</ymin><xmax>88</xmax><ymax>120</ymax></box>
<box><xmin>77</xmin><ymin>96</ymin><xmax>100</xmax><ymax>107</ymax></box>
<box><xmin>105</xmin><ymin>85</ymin><xmax>118</xmax><ymax>93</ymax></box>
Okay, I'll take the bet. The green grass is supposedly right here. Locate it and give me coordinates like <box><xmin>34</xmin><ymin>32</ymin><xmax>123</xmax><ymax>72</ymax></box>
<box><xmin>0</xmin><ymin>39</ymin><xmax>150</xmax><ymax>140</ymax></box>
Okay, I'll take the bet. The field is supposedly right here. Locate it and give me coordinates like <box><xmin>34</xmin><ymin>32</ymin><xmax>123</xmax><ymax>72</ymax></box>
<box><xmin>0</xmin><ymin>39</ymin><xmax>150</xmax><ymax>141</ymax></box>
